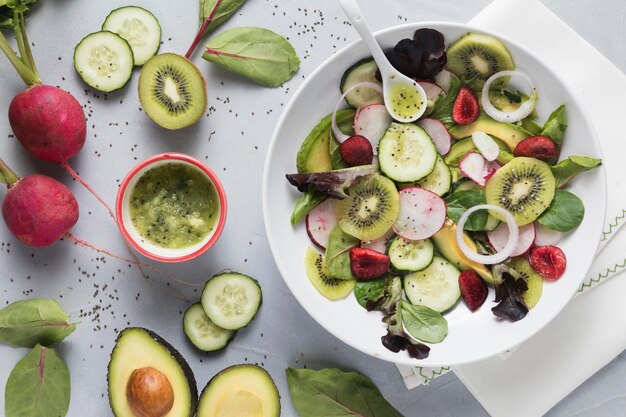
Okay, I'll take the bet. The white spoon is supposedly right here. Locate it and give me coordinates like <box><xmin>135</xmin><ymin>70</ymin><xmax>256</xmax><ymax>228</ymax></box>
<box><xmin>337</xmin><ymin>0</ymin><xmax>427</xmax><ymax>122</ymax></box>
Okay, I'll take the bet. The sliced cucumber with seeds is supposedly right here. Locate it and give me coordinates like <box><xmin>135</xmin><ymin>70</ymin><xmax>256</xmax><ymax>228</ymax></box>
<box><xmin>184</xmin><ymin>303</ymin><xmax>235</xmax><ymax>352</ymax></box>
<box><xmin>416</xmin><ymin>156</ymin><xmax>452</xmax><ymax>196</ymax></box>
<box><xmin>340</xmin><ymin>58</ymin><xmax>383</xmax><ymax>108</ymax></box>
<box><xmin>201</xmin><ymin>272</ymin><xmax>262</xmax><ymax>331</ymax></box>
<box><xmin>102</xmin><ymin>6</ymin><xmax>161</xmax><ymax>66</ymax></box>
<box><xmin>74</xmin><ymin>31</ymin><xmax>134</xmax><ymax>92</ymax></box>
<box><xmin>378</xmin><ymin>123</ymin><xmax>438</xmax><ymax>182</ymax></box>
<box><xmin>404</xmin><ymin>256</ymin><xmax>461</xmax><ymax>313</ymax></box>
<box><xmin>388</xmin><ymin>236</ymin><xmax>434</xmax><ymax>272</ymax></box>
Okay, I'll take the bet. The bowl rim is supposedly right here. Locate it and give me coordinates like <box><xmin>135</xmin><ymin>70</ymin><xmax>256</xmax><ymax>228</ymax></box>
<box><xmin>116</xmin><ymin>152</ymin><xmax>228</xmax><ymax>263</ymax></box>
<box><xmin>262</xmin><ymin>21</ymin><xmax>607</xmax><ymax>366</ymax></box>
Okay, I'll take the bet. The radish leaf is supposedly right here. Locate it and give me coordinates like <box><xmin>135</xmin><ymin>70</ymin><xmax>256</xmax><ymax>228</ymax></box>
<box><xmin>5</xmin><ymin>344</ymin><xmax>71</xmax><ymax>417</ymax></box>
<box><xmin>202</xmin><ymin>26</ymin><xmax>300</xmax><ymax>87</ymax></box>
<box><xmin>199</xmin><ymin>0</ymin><xmax>246</xmax><ymax>36</ymax></box>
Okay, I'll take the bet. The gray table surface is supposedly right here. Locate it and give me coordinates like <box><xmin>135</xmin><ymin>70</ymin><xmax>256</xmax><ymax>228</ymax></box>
<box><xmin>1</xmin><ymin>1</ymin><xmax>625</xmax><ymax>416</ymax></box>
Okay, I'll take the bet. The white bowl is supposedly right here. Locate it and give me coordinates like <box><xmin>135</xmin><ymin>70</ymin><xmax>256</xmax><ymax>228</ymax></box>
<box><xmin>263</xmin><ymin>22</ymin><xmax>606</xmax><ymax>366</ymax></box>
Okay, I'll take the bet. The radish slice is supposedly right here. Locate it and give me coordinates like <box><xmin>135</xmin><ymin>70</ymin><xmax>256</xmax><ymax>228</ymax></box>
<box><xmin>481</xmin><ymin>70</ymin><xmax>537</xmax><ymax>123</ymax></box>
<box><xmin>417</xmin><ymin>81</ymin><xmax>444</xmax><ymax>105</ymax></box>
<box><xmin>417</xmin><ymin>117</ymin><xmax>451</xmax><ymax>155</ymax></box>
<box><xmin>434</xmin><ymin>70</ymin><xmax>454</xmax><ymax>93</ymax></box>
<box><xmin>456</xmin><ymin>205</ymin><xmax>519</xmax><ymax>264</ymax></box>
<box><xmin>534</xmin><ymin>222</ymin><xmax>565</xmax><ymax>246</ymax></box>
<box><xmin>361</xmin><ymin>228</ymin><xmax>394</xmax><ymax>253</ymax></box>
<box><xmin>459</xmin><ymin>152</ymin><xmax>487</xmax><ymax>186</ymax></box>
<box><xmin>333</xmin><ymin>81</ymin><xmax>383</xmax><ymax>143</ymax></box>
<box><xmin>483</xmin><ymin>160</ymin><xmax>500</xmax><ymax>182</ymax></box>
<box><xmin>472</xmin><ymin>132</ymin><xmax>499</xmax><ymax>161</ymax></box>
<box><xmin>305</xmin><ymin>199</ymin><xmax>338</xmax><ymax>250</ymax></box>
<box><xmin>393</xmin><ymin>187</ymin><xmax>447</xmax><ymax>240</ymax></box>
<box><xmin>354</xmin><ymin>104</ymin><xmax>392</xmax><ymax>151</ymax></box>
<box><xmin>488</xmin><ymin>222</ymin><xmax>535</xmax><ymax>257</ymax></box>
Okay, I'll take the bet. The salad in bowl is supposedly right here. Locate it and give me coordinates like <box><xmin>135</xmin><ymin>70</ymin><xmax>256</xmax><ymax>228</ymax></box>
<box><xmin>264</xmin><ymin>22</ymin><xmax>605</xmax><ymax>366</ymax></box>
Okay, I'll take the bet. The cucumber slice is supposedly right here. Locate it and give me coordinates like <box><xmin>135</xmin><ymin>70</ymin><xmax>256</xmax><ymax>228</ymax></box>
<box><xmin>416</xmin><ymin>156</ymin><xmax>452</xmax><ymax>196</ymax></box>
<box><xmin>404</xmin><ymin>256</ymin><xmax>461</xmax><ymax>313</ymax></box>
<box><xmin>201</xmin><ymin>272</ymin><xmax>262</xmax><ymax>330</ymax></box>
<box><xmin>388</xmin><ymin>236</ymin><xmax>434</xmax><ymax>272</ymax></box>
<box><xmin>183</xmin><ymin>303</ymin><xmax>235</xmax><ymax>352</ymax></box>
<box><xmin>74</xmin><ymin>31</ymin><xmax>134</xmax><ymax>92</ymax></box>
<box><xmin>378</xmin><ymin>123</ymin><xmax>438</xmax><ymax>182</ymax></box>
<box><xmin>340</xmin><ymin>58</ymin><xmax>383</xmax><ymax>108</ymax></box>
<box><xmin>102</xmin><ymin>6</ymin><xmax>161</xmax><ymax>66</ymax></box>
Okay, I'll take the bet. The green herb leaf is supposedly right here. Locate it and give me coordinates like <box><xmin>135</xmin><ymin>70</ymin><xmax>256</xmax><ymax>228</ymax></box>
<box><xmin>0</xmin><ymin>299</ymin><xmax>76</xmax><ymax>347</ymax></box>
<box><xmin>5</xmin><ymin>344</ymin><xmax>71</xmax><ymax>417</ymax></box>
<box><xmin>199</xmin><ymin>0</ymin><xmax>246</xmax><ymax>36</ymax></box>
<box><xmin>430</xmin><ymin>75</ymin><xmax>463</xmax><ymax>125</ymax></box>
<box><xmin>401</xmin><ymin>300</ymin><xmax>448</xmax><ymax>343</ymax></box>
<box><xmin>354</xmin><ymin>278</ymin><xmax>386</xmax><ymax>309</ymax></box>
<box><xmin>203</xmin><ymin>26</ymin><xmax>300</xmax><ymax>87</ymax></box>
<box><xmin>445</xmin><ymin>190</ymin><xmax>488</xmax><ymax>231</ymax></box>
<box><xmin>290</xmin><ymin>186</ymin><xmax>326</xmax><ymax>226</ymax></box>
<box><xmin>286</xmin><ymin>368</ymin><xmax>404</xmax><ymax>417</ymax></box>
<box><xmin>537</xmin><ymin>189</ymin><xmax>585</xmax><ymax>232</ymax></box>
<box><xmin>540</xmin><ymin>105</ymin><xmax>567</xmax><ymax>148</ymax></box>
<box><xmin>325</xmin><ymin>226</ymin><xmax>359</xmax><ymax>280</ymax></box>
<box><xmin>551</xmin><ymin>155</ymin><xmax>602</xmax><ymax>188</ymax></box>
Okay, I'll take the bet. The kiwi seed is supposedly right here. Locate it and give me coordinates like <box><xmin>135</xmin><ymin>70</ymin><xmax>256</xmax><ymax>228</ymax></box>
<box><xmin>304</xmin><ymin>248</ymin><xmax>355</xmax><ymax>300</ymax></box>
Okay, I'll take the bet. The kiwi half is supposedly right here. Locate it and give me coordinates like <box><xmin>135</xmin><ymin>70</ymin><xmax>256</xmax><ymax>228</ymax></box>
<box><xmin>446</xmin><ymin>32</ymin><xmax>514</xmax><ymax>88</ymax></box>
<box><xmin>138</xmin><ymin>53</ymin><xmax>207</xmax><ymax>130</ymax></box>
<box><xmin>336</xmin><ymin>174</ymin><xmax>400</xmax><ymax>242</ymax></box>
<box><xmin>485</xmin><ymin>157</ymin><xmax>555</xmax><ymax>226</ymax></box>
<box><xmin>508</xmin><ymin>257</ymin><xmax>543</xmax><ymax>309</ymax></box>
<box><xmin>304</xmin><ymin>247</ymin><xmax>355</xmax><ymax>300</ymax></box>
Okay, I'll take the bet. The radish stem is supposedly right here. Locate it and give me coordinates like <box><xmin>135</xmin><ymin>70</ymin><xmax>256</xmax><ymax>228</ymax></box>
<box><xmin>0</xmin><ymin>30</ymin><xmax>39</xmax><ymax>85</ymax></box>
<box><xmin>18</xmin><ymin>12</ymin><xmax>39</xmax><ymax>81</ymax></box>
<box><xmin>0</xmin><ymin>158</ymin><xmax>19</xmax><ymax>187</ymax></box>
<box><xmin>185</xmin><ymin>0</ymin><xmax>222</xmax><ymax>59</ymax></box>
<box><xmin>61</xmin><ymin>162</ymin><xmax>116</xmax><ymax>220</ymax></box>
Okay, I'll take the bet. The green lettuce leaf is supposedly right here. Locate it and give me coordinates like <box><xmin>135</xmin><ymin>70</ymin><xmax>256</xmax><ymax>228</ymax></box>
<box><xmin>325</xmin><ymin>226</ymin><xmax>359</xmax><ymax>280</ymax></box>
<box><xmin>445</xmin><ymin>189</ymin><xmax>487</xmax><ymax>231</ymax></box>
<box><xmin>540</xmin><ymin>105</ymin><xmax>567</xmax><ymax>148</ymax></box>
<box><xmin>551</xmin><ymin>155</ymin><xmax>602</xmax><ymax>188</ymax></box>
<box><xmin>537</xmin><ymin>189</ymin><xmax>585</xmax><ymax>232</ymax></box>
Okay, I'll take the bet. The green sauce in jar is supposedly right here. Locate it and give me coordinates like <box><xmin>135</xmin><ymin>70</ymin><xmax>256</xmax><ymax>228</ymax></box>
<box><xmin>129</xmin><ymin>163</ymin><xmax>219</xmax><ymax>249</ymax></box>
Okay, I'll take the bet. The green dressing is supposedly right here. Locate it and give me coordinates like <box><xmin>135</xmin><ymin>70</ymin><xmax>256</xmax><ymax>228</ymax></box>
<box><xmin>129</xmin><ymin>163</ymin><xmax>219</xmax><ymax>249</ymax></box>
<box><xmin>389</xmin><ymin>83</ymin><xmax>424</xmax><ymax>120</ymax></box>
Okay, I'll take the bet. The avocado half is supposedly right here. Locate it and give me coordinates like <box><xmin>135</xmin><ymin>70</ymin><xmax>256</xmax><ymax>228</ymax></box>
<box><xmin>197</xmin><ymin>364</ymin><xmax>280</xmax><ymax>417</ymax></box>
<box><xmin>108</xmin><ymin>327</ymin><xmax>198</xmax><ymax>417</ymax></box>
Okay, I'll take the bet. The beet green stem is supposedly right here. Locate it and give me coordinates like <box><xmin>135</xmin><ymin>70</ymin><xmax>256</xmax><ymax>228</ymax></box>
<box><xmin>0</xmin><ymin>158</ymin><xmax>19</xmax><ymax>186</ymax></box>
<box><xmin>185</xmin><ymin>0</ymin><xmax>222</xmax><ymax>59</ymax></box>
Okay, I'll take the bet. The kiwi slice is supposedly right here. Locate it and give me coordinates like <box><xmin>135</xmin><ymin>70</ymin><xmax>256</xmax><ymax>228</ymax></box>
<box><xmin>446</xmin><ymin>32</ymin><xmax>515</xmax><ymax>88</ymax></box>
<box><xmin>336</xmin><ymin>174</ymin><xmax>400</xmax><ymax>241</ymax></box>
<box><xmin>138</xmin><ymin>53</ymin><xmax>207</xmax><ymax>130</ymax></box>
<box><xmin>485</xmin><ymin>157</ymin><xmax>556</xmax><ymax>226</ymax></box>
<box><xmin>304</xmin><ymin>247</ymin><xmax>355</xmax><ymax>300</ymax></box>
<box><xmin>508</xmin><ymin>257</ymin><xmax>543</xmax><ymax>309</ymax></box>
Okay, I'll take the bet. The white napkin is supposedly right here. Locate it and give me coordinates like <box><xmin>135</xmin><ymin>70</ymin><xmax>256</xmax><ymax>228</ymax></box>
<box><xmin>397</xmin><ymin>0</ymin><xmax>626</xmax><ymax>405</ymax></box>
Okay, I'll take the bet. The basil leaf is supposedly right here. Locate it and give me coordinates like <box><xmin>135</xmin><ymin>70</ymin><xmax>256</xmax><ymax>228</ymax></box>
<box><xmin>286</xmin><ymin>368</ymin><xmax>404</xmax><ymax>417</ymax></box>
<box><xmin>354</xmin><ymin>278</ymin><xmax>386</xmax><ymax>309</ymax></box>
<box><xmin>537</xmin><ymin>189</ymin><xmax>585</xmax><ymax>232</ymax></box>
<box><xmin>551</xmin><ymin>156</ymin><xmax>602</xmax><ymax>188</ymax></box>
<box><xmin>203</xmin><ymin>26</ymin><xmax>300</xmax><ymax>87</ymax></box>
<box><xmin>198</xmin><ymin>0</ymin><xmax>246</xmax><ymax>37</ymax></box>
<box><xmin>325</xmin><ymin>226</ymin><xmax>359</xmax><ymax>280</ymax></box>
<box><xmin>540</xmin><ymin>105</ymin><xmax>567</xmax><ymax>148</ymax></box>
<box><xmin>0</xmin><ymin>299</ymin><xmax>76</xmax><ymax>347</ymax></box>
<box><xmin>5</xmin><ymin>344</ymin><xmax>71</xmax><ymax>417</ymax></box>
<box><xmin>290</xmin><ymin>186</ymin><xmax>326</xmax><ymax>226</ymax></box>
<box><xmin>445</xmin><ymin>190</ymin><xmax>488</xmax><ymax>231</ymax></box>
<box><xmin>401</xmin><ymin>301</ymin><xmax>448</xmax><ymax>343</ymax></box>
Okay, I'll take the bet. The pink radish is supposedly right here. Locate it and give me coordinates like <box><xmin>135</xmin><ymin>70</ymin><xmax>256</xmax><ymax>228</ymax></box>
<box><xmin>353</xmin><ymin>104</ymin><xmax>392</xmax><ymax>151</ymax></box>
<box><xmin>0</xmin><ymin>7</ymin><xmax>114</xmax><ymax>220</ymax></box>
<box><xmin>488</xmin><ymin>222</ymin><xmax>536</xmax><ymax>257</ymax></box>
<box><xmin>417</xmin><ymin>118</ymin><xmax>451</xmax><ymax>155</ymax></box>
<box><xmin>534</xmin><ymin>222</ymin><xmax>565</xmax><ymax>246</ymax></box>
<box><xmin>305</xmin><ymin>199</ymin><xmax>337</xmax><ymax>250</ymax></box>
<box><xmin>483</xmin><ymin>160</ymin><xmax>500</xmax><ymax>182</ymax></box>
<box><xmin>361</xmin><ymin>228</ymin><xmax>394</xmax><ymax>253</ymax></box>
<box><xmin>393</xmin><ymin>187</ymin><xmax>446</xmax><ymax>240</ymax></box>
<box><xmin>434</xmin><ymin>70</ymin><xmax>455</xmax><ymax>93</ymax></box>
<box><xmin>459</xmin><ymin>152</ymin><xmax>487</xmax><ymax>186</ymax></box>
<box><xmin>472</xmin><ymin>132</ymin><xmax>500</xmax><ymax>161</ymax></box>
<box><xmin>417</xmin><ymin>81</ymin><xmax>444</xmax><ymax>106</ymax></box>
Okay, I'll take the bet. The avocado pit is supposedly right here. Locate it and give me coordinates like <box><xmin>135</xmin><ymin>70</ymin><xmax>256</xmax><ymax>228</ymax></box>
<box><xmin>127</xmin><ymin>367</ymin><xmax>174</xmax><ymax>417</ymax></box>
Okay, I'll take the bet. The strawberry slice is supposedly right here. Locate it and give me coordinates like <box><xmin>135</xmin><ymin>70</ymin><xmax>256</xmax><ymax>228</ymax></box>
<box><xmin>459</xmin><ymin>270</ymin><xmax>488</xmax><ymax>311</ymax></box>
<box><xmin>339</xmin><ymin>135</ymin><xmax>374</xmax><ymax>167</ymax></box>
<box><xmin>452</xmin><ymin>86</ymin><xmax>479</xmax><ymax>125</ymax></box>
<box><xmin>513</xmin><ymin>135</ymin><xmax>558</xmax><ymax>162</ymax></box>
<box><xmin>529</xmin><ymin>245</ymin><xmax>566</xmax><ymax>281</ymax></box>
<box><xmin>349</xmin><ymin>247</ymin><xmax>390</xmax><ymax>280</ymax></box>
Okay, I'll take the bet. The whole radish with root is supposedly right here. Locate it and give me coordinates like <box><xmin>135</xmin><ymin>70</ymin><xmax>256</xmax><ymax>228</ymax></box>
<box><xmin>0</xmin><ymin>1</ymin><xmax>114</xmax><ymax>218</ymax></box>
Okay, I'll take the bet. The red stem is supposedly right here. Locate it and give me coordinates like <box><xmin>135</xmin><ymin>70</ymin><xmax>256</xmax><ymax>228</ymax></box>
<box><xmin>185</xmin><ymin>0</ymin><xmax>223</xmax><ymax>59</ymax></box>
<box><xmin>61</xmin><ymin>162</ymin><xmax>116</xmax><ymax>220</ymax></box>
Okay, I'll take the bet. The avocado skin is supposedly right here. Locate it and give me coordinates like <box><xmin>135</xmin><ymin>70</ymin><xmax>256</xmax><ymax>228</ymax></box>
<box><xmin>107</xmin><ymin>327</ymin><xmax>198</xmax><ymax>417</ymax></box>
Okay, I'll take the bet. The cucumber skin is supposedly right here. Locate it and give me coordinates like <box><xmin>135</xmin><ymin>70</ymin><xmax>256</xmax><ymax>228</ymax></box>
<box><xmin>386</xmin><ymin>235</ymin><xmax>434</xmax><ymax>274</ymax></box>
<box><xmin>183</xmin><ymin>304</ymin><xmax>236</xmax><ymax>353</ymax></box>
<box><xmin>340</xmin><ymin>57</ymin><xmax>383</xmax><ymax>108</ymax></box>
